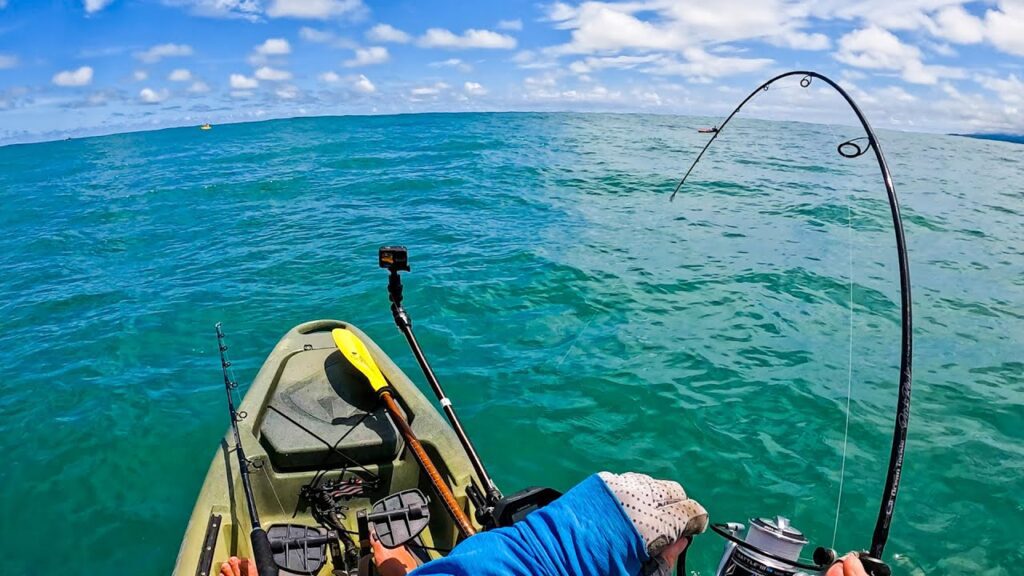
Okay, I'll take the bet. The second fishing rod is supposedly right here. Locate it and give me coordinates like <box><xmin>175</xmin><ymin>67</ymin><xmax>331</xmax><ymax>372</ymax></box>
<box><xmin>377</xmin><ymin>246</ymin><xmax>504</xmax><ymax>523</ymax></box>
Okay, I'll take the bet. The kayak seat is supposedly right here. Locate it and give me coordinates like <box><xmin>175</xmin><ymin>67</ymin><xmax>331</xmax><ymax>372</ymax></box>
<box><xmin>259</xmin><ymin>346</ymin><xmax>403</xmax><ymax>471</ymax></box>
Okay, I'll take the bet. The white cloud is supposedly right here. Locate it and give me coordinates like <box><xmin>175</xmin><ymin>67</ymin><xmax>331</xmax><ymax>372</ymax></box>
<box><xmin>133</xmin><ymin>70</ymin><xmax>148</xmax><ymax>81</ymax></box>
<box><xmin>168</xmin><ymin>68</ymin><xmax>192</xmax><ymax>82</ymax></box>
<box><xmin>84</xmin><ymin>0</ymin><xmax>114</xmax><ymax>13</ymax></box>
<box><xmin>255</xmin><ymin>38</ymin><xmax>292</xmax><ymax>55</ymax></box>
<box><xmin>546</xmin><ymin>2</ymin><xmax>688</xmax><ymax>53</ymax></box>
<box><xmin>410</xmin><ymin>82</ymin><xmax>449</xmax><ymax>97</ymax></box>
<box><xmin>809</xmin><ymin>1</ymin><xmax>941</xmax><ymax>31</ymax></box>
<box><xmin>139</xmin><ymin>87</ymin><xmax>168</xmax><ymax>104</ymax></box>
<box><xmin>569</xmin><ymin>54</ymin><xmax>662</xmax><ymax>74</ymax></box>
<box><xmin>524</xmin><ymin>73</ymin><xmax>558</xmax><ymax>89</ymax></box>
<box><xmin>319</xmin><ymin>71</ymin><xmax>342</xmax><ymax>83</ymax></box>
<box><xmin>878</xmin><ymin>85</ymin><xmax>918</xmax><ymax>103</ymax></box>
<box><xmin>932</xmin><ymin>80</ymin><xmax>1022</xmax><ymax>133</ymax></box>
<box><xmin>835</xmin><ymin>26</ymin><xmax>963</xmax><ymax>85</ymax></box>
<box><xmin>275</xmin><ymin>85</ymin><xmax>299</xmax><ymax>99</ymax></box>
<box><xmin>366</xmin><ymin>23</ymin><xmax>411</xmax><ymax>43</ymax></box>
<box><xmin>188</xmin><ymin>80</ymin><xmax>210</xmax><ymax>93</ymax></box>
<box><xmin>546</xmin><ymin>0</ymin><xmax>834</xmax><ymax>56</ymax></box>
<box><xmin>266</xmin><ymin>0</ymin><xmax>365</xmax><ymax>20</ymax></box>
<box><xmin>135</xmin><ymin>43</ymin><xmax>193</xmax><ymax>63</ymax></box>
<box><xmin>300</xmin><ymin>26</ymin><xmax>334</xmax><ymax>43</ymax></box>
<box><xmin>418</xmin><ymin>28</ymin><xmax>517</xmax><ymax>50</ymax></box>
<box><xmin>925</xmin><ymin>41</ymin><xmax>958</xmax><ymax>56</ymax></box>
<box><xmin>0</xmin><ymin>54</ymin><xmax>17</xmax><ymax>69</ymax></box>
<box><xmin>344</xmin><ymin>46</ymin><xmax>389</xmax><ymax>67</ymax></box>
<box><xmin>931</xmin><ymin>5</ymin><xmax>985</xmax><ymax>44</ymax></box>
<box><xmin>429</xmin><ymin>58</ymin><xmax>472</xmax><ymax>72</ymax></box>
<box><xmin>298</xmin><ymin>27</ymin><xmax>357</xmax><ymax>49</ymax></box>
<box><xmin>977</xmin><ymin>73</ymin><xmax>1024</xmax><ymax>105</ymax></box>
<box><xmin>646</xmin><ymin>49</ymin><xmax>772</xmax><ymax>80</ymax></box>
<box><xmin>229</xmin><ymin>73</ymin><xmax>259</xmax><ymax>89</ymax></box>
<box><xmin>771</xmin><ymin>31</ymin><xmax>831</xmax><ymax>50</ymax></box>
<box><xmin>902</xmin><ymin>61</ymin><xmax>965</xmax><ymax>85</ymax></box>
<box><xmin>254</xmin><ymin>66</ymin><xmax>292</xmax><ymax>81</ymax></box>
<box><xmin>497</xmin><ymin>19</ymin><xmax>523</xmax><ymax>31</ymax></box>
<box><xmin>160</xmin><ymin>0</ymin><xmax>262</xmax><ymax>21</ymax></box>
<box><xmin>836</xmin><ymin>27</ymin><xmax>921</xmax><ymax>69</ymax></box>
<box><xmin>512</xmin><ymin>50</ymin><xmax>558</xmax><ymax>69</ymax></box>
<box><xmin>985</xmin><ymin>1</ymin><xmax>1024</xmax><ymax>56</ymax></box>
<box><xmin>636</xmin><ymin>89</ymin><xmax>662</xmax><ymax>106</ymax></box>
<box><xmin>464</xmin><ymin>81</ymin><xmax>487</xmax><ymax>95</ymax></box>
<box><xmin>353</xmin><ymin>74</ymin><xmax>375</xmax><ymax>93</ymax></box>
<box><xmin>319</xmin><ymin>71</ymin><xmax>375</xmax><ymax>93</ymax></box>
<box><xmin>524</xmin><ymin>82</ymin><xmax>625</xmax><ymax>104</ymax></box>
<box><xmin>53</xmin><ymin>66</ymin><xmax>94</xmax><ymax>87</ymax></box>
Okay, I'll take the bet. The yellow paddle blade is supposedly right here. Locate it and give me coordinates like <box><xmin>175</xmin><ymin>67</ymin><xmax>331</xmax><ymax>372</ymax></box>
<box><xmin>332</xmin><ymin>328</ymin><xmax>389</xmax><ymax>393</ymax></box>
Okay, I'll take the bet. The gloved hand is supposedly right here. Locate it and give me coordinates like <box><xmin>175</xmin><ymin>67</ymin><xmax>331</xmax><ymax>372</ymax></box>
<box><xmin>598</xmin><ymin>472</ymin><xmax>709</xmax><ymax>575</ymax></box>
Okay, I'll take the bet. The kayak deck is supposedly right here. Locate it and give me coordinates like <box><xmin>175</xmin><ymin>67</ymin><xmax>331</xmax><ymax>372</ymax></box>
<box><xmin>173</xmin><ymin>320</ymin><xmax>481</xmax><ymax>576</ymax></box>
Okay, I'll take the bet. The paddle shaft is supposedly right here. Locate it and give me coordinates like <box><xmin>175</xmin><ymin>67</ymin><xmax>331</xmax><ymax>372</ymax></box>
<box><xmin>380</xmin><ymin>389</ymin><xmax>477</xmax><ymax>538</ymax></box>
<box><xmin>216</xmin><ymin>324</ymin><xmax>278</xmax><ymax>576</ymax></box>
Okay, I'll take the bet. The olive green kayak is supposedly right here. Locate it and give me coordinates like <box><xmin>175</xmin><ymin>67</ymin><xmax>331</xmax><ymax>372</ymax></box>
<box><xmin>173</xmin><ymin>320</ymin><xmax>481</xmax><ymax>576</ymax></box>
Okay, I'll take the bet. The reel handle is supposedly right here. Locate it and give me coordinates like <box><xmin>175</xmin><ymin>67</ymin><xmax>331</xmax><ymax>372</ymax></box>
<box><xmin>858</xmin><ymin>554</ymin><xmax>892</xmax><ymax>576</ymax></box>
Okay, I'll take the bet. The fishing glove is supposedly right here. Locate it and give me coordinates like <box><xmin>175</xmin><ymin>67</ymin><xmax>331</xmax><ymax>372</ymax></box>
<box><xmin>598</xmin><ymin>472</ymin><xmax>709</xmax><ymax>576</ymax></box>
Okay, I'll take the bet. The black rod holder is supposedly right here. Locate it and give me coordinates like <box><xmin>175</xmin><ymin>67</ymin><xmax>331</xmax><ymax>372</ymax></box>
<box><xmin>378</xmin><ymin>246</ymin><xmax>503</xmax><ymax>511</ymax></box>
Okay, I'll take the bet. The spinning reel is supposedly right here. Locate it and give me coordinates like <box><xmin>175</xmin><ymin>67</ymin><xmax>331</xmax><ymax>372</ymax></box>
<box><xmin>711</xmin><ymin>518</ymin><xmax>889</xmax><ymax>576</ymax></box>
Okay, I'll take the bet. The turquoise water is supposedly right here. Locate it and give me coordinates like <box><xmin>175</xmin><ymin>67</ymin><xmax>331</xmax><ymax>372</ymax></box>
<box><xmin>1</xmin><ymin>113</ymin><xmax>1021</xmax><ymax>575</ymax></box>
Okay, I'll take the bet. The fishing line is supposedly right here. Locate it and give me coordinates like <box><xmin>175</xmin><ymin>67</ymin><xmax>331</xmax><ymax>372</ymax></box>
<box><xmin>821</xmin><ymin>120</ymin><xmax>857</xmax><ymax>550</ymax></box>
<box><xmin>261</xmin><ymin>461</ymin><xmax>288</xmax><ymax>517</ymax></box>
<box><xmin>555</xmin><ymin>315</ymin><xmax>594</xmax><ymax>368</ymax></box>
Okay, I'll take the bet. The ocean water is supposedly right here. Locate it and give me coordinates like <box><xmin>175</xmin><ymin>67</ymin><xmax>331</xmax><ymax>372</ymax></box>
<box><xmin>0</xmin><ymin>112</ymin><xmax>1021</xmax><ymax>575</ymax></box>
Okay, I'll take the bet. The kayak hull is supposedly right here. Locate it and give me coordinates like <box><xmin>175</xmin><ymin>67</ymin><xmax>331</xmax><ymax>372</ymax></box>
<box><xmin>173</xmin><ymin>320</ymin><xmax>480</xmax><ymax>576</ymax></box>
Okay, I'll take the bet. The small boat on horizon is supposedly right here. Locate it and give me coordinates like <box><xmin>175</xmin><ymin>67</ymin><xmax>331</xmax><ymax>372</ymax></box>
<box><xmin>200</xmin><ymin>123</ymin><xmax>212</xmax><ymax>131</ymax></box>
<box><xmin>698</xmin><ymin>126</ymin><xmax>718</xmax><ymax>134</ymax></box>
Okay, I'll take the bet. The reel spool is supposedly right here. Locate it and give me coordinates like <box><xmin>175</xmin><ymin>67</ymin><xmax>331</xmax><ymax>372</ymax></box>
<box><xmin>712</xmin><ymin>517</ymin><xmax>833</xmax><ymax>576</ymax></box>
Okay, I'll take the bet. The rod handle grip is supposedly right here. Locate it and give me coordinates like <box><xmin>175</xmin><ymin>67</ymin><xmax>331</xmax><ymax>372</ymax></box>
<box><xmin>250</xmin><ymin>528</ymin><xmax>279</xmax><ymax>576</ymax></box>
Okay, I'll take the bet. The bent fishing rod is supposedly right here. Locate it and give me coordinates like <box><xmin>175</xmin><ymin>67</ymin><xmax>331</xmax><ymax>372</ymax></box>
<box><xmin>672</xmin><ymin>71</ymin><xmax>912</xmax><ymax>576</ymax></box>
<box><xmin>216</xmin><ymin>323</ymin><xmax>278</xmax><ymax>576</ymax></box>
<box><xmin>376</xmin><ymin>246</ymin><xmax>505</xmax><ymax>522</ymax></box>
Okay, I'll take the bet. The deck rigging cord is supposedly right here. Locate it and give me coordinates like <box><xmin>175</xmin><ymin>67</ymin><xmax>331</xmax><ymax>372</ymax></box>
<box><xmin>215</xmin><ymin>323</ymin><xmax>279</xmax><ymax>576</ymax></box>
<box><xmin>671</xmin><ymin>71</ymin><xmax>913</xmax><ymax>575</ymax></box>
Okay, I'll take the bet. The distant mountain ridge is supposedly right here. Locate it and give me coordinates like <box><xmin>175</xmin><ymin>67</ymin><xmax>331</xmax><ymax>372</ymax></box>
<box><xmin>953</xmin><ymin>133</ymin><xmax>1024</xmax><ymax>145</ymax></box>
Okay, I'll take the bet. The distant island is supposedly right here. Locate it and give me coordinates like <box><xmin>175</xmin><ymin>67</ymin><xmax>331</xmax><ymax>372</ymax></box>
<box><xmin>953</xmin><ymin>133</ymin><xmax>1024</xmax><ymax>145</ymax></box>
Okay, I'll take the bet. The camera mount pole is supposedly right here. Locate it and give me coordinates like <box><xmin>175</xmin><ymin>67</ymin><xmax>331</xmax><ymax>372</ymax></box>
<box><xmin>378</xmin><ymin>247</ymin><xmax>504</xmax><ymax>515</ymax></box>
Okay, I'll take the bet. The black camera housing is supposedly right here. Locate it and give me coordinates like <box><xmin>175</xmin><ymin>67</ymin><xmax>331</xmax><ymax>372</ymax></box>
<box><xmin>379</xmin><ymin>246</ymin><xmax>410</xmax><ymax>272</ymax></box>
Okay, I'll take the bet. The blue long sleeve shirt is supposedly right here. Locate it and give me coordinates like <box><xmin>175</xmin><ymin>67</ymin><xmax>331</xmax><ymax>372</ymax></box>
<box><xmin>410</xmin><ymin>474</ymin><xmax>648</xmax><ymax>576</ymax></box>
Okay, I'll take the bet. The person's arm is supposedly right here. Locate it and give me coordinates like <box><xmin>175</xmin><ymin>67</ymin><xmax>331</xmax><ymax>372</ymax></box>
<box><xmin>411</xmin><ymin>472</ymin><xmax>708</xmax><ymax>576</ymax></box>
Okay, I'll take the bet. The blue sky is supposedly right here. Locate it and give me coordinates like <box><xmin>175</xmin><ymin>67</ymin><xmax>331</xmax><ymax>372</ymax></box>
<box><xmin>0</xmin><ymin>0</ymin><xmax>1022</xmax><ymax>144</ymax></box>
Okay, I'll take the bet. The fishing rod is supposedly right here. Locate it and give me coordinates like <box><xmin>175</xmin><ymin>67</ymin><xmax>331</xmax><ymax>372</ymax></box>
<box><xmin>672</xmin><ymin>71</ymin><xmax>912</xmax><ymax>576</ymax></box>
<box><xmin>377</xmin><ymin>246</ymin><xmax>504</xmax><ymax>521</ymax></box>
<box><xmin>215</xmin><ymin>323</ymin><xmax>279</xmax><ymax>576</ymax></box>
